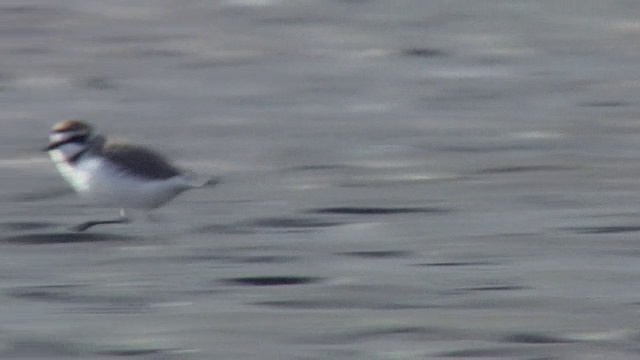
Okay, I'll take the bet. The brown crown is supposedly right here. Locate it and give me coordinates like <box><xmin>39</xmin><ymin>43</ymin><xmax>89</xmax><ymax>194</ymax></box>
<box><xmin>52</xmin><ymin>119</ymin><xmax>93</xmax><ymax>134</ymax></box>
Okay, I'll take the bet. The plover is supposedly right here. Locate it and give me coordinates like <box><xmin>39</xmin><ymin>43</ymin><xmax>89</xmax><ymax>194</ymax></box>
<box><xmin>44</xmin><ymin>119</ymin><xmax>216</xmax><ymax>231</ymax></box>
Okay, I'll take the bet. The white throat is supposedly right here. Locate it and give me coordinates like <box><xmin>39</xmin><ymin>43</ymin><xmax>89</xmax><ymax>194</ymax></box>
<box><xmin>48</xmin><ymin>142</ymin><xmax>89</xmax><ymax>164</ymax></box>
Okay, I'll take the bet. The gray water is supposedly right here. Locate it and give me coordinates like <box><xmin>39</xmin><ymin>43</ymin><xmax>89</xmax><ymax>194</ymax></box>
<box><xmin>2</xmin><ymin>1</ymin><xmax>640</xmax><ymax>359</ymax></box>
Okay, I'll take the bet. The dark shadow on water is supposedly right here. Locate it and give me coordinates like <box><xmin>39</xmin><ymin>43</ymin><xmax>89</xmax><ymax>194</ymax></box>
<box><xmin>310</xmin><ymin>207</ymin><xmax>450</xmax><ymax>215</ymax></box>
<box><xmin>415</xmin><ymin>261</ymin><xmax>500</xmax><ymax>267</ymax></box>
<box><xmin>7</xmin><ymin>284</ymin><xmax>151</xmax><ymax>313</ymax></box>
<box><xmin>456</xmin><ymin>285</ymin><xmax>529</xmax><ymax>292</ymax></box>
<box><xmin>581</xmin><ymin>101</ymin><xmax>629</xmax><ymax>107</ymax></box>
<box><xmin>96</xmin><ymin>349</ymin><xmax>164</xmax><ymax>356</ymax></box>
<box><xmin>0</xmin><ymin>5</ymin><xmax>58</xmax><ymax>13</ymax></box>
<box><xmin>567</xmin><ymin>225</ymin><xmax>640</xmax><ymax>234</ymax></box>
<box><xmin>222</xmin><ymin>276</ymin><xmax>321</xmax><ymax>286</ymax></box>
<box><xmin>78</xmin><ymin>76</ymin><xmax>118</xmax><ymax>90</ymax></box>
<box><xmin>7</xmin><ymin>284</ymin><xmax>83</xmax><ymax>302</ymax></box>
<box><xmin>282</xmin><ymin>164</ymin><xmax>354</xmax><ymax>172</ymax></box>
<box><xmin>338</xmin><ymin>250</ymin><xmax>411</xmax><ymax>258</ymax></box>
<box><xmin>400</xmin><ymin>47</ymin><xmax>447</xmax><ymax>58</ymax></box>
<box><xmin>245</xmin><ymin>217</ymin><xmax>344</xmax><ymax>229</ymax></box>
<box><xmin>473</xmin><ymin>165</ymin><xmax>575</xmax><ymax>175</ymax></box>
<box><xmin>256</xmin><ymin>300</ymin><xmax>430</xmax><ymax>310</ymax></box>
<box><xmin>180</xmin><ymin>253</ymin><xmax>296</xmax><ymax>264</ymax></box>
<box><xmin>193</xmin><ymin>217</ymin><xmax>344</xmax><ymax>235</ymax></box>
<box><xmin>503</xmin><ymin>332</ymin><xmax>569</xmax><ymax>344</ymax></box>
<box><xmin>437</xmin><ymin>347</ymin><xmax>533</xmax><ymax>358</ymax></box>
<box><xmin>301</xmin><ymin>326</ymin><xmax>450</xmax><ymax>345</ymax></box>
<box><xmin>433</xmin><ymin>144</ymin><xmax>537</xmax><ymax>153</ymax></box>
<box><xmin>0</xmin><ymin>337</ymin><xmax>183</xmax><ymax>358</ymax></box>
<box><xmin>2</xmin><ymin>232</ymin><xmax>135</xmax><ymax>244</ymax></box>
<box><xmin>192</xmin><ymin>224</ymin><xmax>256</xmax><ymax>235</ymax></box>
<box><xmin>0</xmin><ymin>221</ymin><xmax>55</xmax><ymax>231</ymax></box>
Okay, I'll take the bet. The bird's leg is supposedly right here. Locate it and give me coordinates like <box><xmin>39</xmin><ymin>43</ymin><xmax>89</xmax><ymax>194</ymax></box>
<box><xmin>69</xmin><ymin>208</ymin><xmax>130</xmax><ymax>232</ymax></box>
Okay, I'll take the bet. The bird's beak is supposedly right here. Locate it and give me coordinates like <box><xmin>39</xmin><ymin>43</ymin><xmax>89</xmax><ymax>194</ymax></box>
<box><xmin>42</xmin><ymin>142</ymin><xmax>56</xmax><ymax>152</ymax></box>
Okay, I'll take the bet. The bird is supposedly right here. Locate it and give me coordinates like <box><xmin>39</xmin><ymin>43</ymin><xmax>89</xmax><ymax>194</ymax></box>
<box><xmin>44</xmin><ymin>119</ymin><xmax>216</xmax><ymax>231</ymax></box>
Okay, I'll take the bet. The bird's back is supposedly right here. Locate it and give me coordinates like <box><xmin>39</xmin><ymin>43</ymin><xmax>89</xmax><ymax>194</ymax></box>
<box><xmin>98</xmin><ymin>141</ymin><xmax>183</xmax><ymax>180</ymax></box>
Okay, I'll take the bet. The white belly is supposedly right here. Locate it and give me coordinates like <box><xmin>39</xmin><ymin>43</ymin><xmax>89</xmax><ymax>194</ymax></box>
<box><xmin>52</xmin><ymin>154</ymin><xmax>191</xmax><ymax>209</ymax></box>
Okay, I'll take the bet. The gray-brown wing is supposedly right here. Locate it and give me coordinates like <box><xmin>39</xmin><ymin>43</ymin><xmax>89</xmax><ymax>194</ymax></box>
<box><xmin>100</xmin><ymin>142</ymin><xmax>182</xmax><ymax>180</ymax></box>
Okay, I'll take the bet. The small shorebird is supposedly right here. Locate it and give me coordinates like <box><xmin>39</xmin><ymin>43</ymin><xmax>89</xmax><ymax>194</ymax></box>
<box><xmin>44</xmin><ymin>119</ymin><xmax>216</xmax><ymax>231</ymax></box>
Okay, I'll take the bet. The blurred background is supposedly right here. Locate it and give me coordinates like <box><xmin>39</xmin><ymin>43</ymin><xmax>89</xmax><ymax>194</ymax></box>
<box><xmin>2</xmin><ymin>0</ymin><xmax>640</xmax><ymax>358</ymax></box>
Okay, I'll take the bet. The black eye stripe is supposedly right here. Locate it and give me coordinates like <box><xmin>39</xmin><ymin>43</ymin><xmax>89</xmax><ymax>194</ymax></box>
<box><xmin>67</xmin><ymin>134</ymin><xmax>88</xmax><ymax>143</ymax></box>
<box><xmin>46</xmin><ymin>134</ymin><xmax>89</xmax><ymax>151</ymax></box>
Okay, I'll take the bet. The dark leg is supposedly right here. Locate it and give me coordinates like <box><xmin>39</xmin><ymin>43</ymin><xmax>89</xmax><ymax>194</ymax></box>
<box><xmin>70</xmin><ymin>209</ymin><xmax>130</xmax><ymax>232</ymax></box>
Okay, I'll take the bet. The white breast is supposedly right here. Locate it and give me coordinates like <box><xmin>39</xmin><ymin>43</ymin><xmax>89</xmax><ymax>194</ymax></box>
<box><xmin>50</xmin><ymin>152</ymin><xmax>193</xmax><ymax>209</ymax></box>
<box><xmin>50</xmin><ymin>149</ymin><xmax>92</xmax><ymax>193</ymax></box>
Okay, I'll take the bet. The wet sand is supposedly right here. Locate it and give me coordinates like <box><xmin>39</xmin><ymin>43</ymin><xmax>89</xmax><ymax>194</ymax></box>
<box><xmin>3</xmin><ymin>1</ymin><xmax>640</xmax><ymax>359</ymax></box>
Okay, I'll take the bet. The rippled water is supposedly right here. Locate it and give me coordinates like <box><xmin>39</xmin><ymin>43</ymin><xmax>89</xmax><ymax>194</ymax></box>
<box><xmin>2</xmin><ymin>1</ymin><xmax>640</xmax><ymax>359</ymax></box>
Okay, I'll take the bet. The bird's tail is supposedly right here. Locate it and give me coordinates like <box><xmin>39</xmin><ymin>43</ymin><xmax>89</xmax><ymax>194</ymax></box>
<box><xmin>200</xmin><ymin>176</ymin><xmax>221</xmax><ymax>187</ymax></box>
<box><xmin>184</xmin><ymin>173</ymin><xmax>221</xmax><ymax>188</ymax></box>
